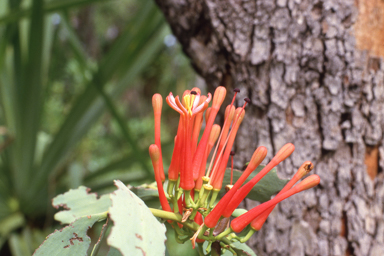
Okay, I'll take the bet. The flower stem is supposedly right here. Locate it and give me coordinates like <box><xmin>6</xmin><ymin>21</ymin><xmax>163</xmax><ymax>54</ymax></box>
<box><xmin>149</xmin><ymin>208</ymin><xmax>200</xmax><ymax>231</ymax></box>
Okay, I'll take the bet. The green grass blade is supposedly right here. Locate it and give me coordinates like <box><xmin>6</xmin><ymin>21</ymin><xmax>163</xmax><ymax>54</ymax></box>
<box><xmin>28</xmin><ymin>1</ymin><xmax>167</xmax><ymax>205</ymax></box>
<box><xmin>93</xmin><ymin>85</ymin><xmax>151</xmax><ymax>175</ymax></box>
<box><xmin>13</xmin><ymin>0</ymin><xmax>44</xmax><ymax>198</ymax></box>
<box><xmin>0</xmin><ymin>0</ymin><xmax>109</xmax><ymax>24</ymax></box>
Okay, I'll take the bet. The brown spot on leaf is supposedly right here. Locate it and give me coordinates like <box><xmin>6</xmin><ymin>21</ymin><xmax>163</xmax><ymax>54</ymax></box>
<box><xmin>365</xmin><ymin>145</ymin><xmax>379</xmax><ymax>180</ymax></box>
<box><xmin>355</xmin><ymin>0</ymin><xmax>384</xmax><ymax>57</ymax></box>
<box><xmin>64</xmin><ymin>245</ymin><xmax>69</xmax><ymax>248</ymax></box>
<box><xmin>135</xmin><ymin>233</ymin><xmax>143</xmax><ymax>241</ymax></box>
<box><xmin>135</xmin><ymin>246</ymin><xmax>146</xmax><ymax>256</ymax></box>
<box><xmin>68</xmin><ymin>232</ymin><xmax>84</xmax><ymax>246</ymax></box>
<box><xmin>87</xmin><ymin>215</ymin><xmax>91</xmax><ymax>219</ymax></box>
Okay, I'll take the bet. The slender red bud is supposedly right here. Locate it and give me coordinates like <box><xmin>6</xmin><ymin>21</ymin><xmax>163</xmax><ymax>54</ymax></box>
<box><xmin>211</xmin><ymin>108</ymin><xmax>245</xmax><ymax>190</ymax></box>
<box><xmin>180</xmin><ymin>115</ymin><xmax>194</xmax><ymax>190</ymax></box>
<box><xmin>222</xmin><ymin>143</ymin><xmax>295</xmax><ymax>217</ymax></box>
<box><xmin>152</xmin><ymin>94</ymin><xmax>165</xmax><ymax>182</ymax></box>
<box><xmin>191</xmin><ymin>96</ymin><xmax>207</xmax><ymax>158</ymax></box>
<box><xmin>231</xmin><ymin>174</ymin><xmax>320</xmax><ymax>233</ymax></box>
<box><xmin>191</xmin><ymin>87</ymin><xmax>227</xmax><ymax>185</ymax></box>
<box><xmin>212</xmin><ymin>105</ymin><xmax>236</xmax><ymax>169</ymax></box>
<box><xmin>251</xmin><ymin>161</ymin><xmax>314</xmax><ymax>230</ymax></box>
<box><xmin>230</xmin><ymin>151</ymin><xmax>235</xmax><ymax>185</ymax></box>
<box><xmin>204</xmin><ymin>146</ymin><xmax>267</xmax><ymax>228</ymax></box>
<box><xmin>168</xmin><ymin>118</ymin><xmax>183</xmax><ymax>181</ymax></box>
<box><xmin>149</xmin><ymin>145</ymin><xmax>172</xmax><ymax>214</ymax></box>
<box><xmin>194</xmin><ymin>124</ymin><xmax>221</xmax><ymax>190</ymax></box>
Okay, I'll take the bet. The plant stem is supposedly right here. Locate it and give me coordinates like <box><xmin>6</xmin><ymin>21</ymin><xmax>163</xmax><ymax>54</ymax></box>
<box><xmin>149</xmin><ymin>208</ymin><xmax>199</xmax><ymax>231</ymax></box>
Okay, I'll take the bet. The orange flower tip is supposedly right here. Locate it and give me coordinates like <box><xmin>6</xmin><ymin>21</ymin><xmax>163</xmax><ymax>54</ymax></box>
<box><xmin>235</xmin><ymin>107</ymin><xmax>246</xmax><ymax>121</ymax></box>
<box><xmin>209</xmin><ymin>124</ymin><xmax>221</xmax><ymax>143</ymax></box>
<box><xmin>152</xmin><ymin>94</ymin><xmax>163</xmax><ymax>113</ymax></box>
<box><xmin>296</xmin><ymin>161</ymin><xmax>314</xmax><ymax>179</ymax></box>
<box><xmin>273</xmin><ymin>143</ymin><xmax>295</xmax><ymax>164</ymax></box>
<box><xmin>234</xmin><ymin>88</ymin><xmax>240</xmax><ymax>93</ymax></box>
<box><xmin>249</xmin><ymin>146</ymin><xmax>268</xmax><ymax>168</ymax></box>
<box><xmin>244</xmin><ymin>98</ymin><xmax>251</xmax><ymax>103</ymax></box>
<box><xmin>203</xmin><ymin>184</ymin><xmax>213</xmax><ymax>191</ymax></box>
<box><xmin>230</xmin><ymin>151</ymin><xmax>235</xmax><ymax>156</ymax></box>
<box><xmin>225</xmin><ymin>105</ymin><xmax>236</xmax><ymax>119</ymax></box>
<box><xmin>212</xmin><ymin>86</ymin><xmax>227</xmax><ymax>109</ymax></box>
<box><xmin>149</xmin><ymin>144</ymin><xmax>160</xmax><ymax>162</ymax></box>
<box><xmin>296</xmin><ymin>174</ymin><xmax>320</xmax><ymax>191</ymax></box>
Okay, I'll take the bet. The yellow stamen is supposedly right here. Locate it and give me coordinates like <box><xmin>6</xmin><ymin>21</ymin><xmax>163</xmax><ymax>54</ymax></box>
<box><xmin>183</xmin><ymin>94</ymin><xmax>195</xmax><ymax>116</ymax></box>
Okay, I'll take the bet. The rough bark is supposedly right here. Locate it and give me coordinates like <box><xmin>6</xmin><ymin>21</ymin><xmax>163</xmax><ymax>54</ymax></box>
<box><xmin>155</xmin><ymin>0</ymin><xmax>384</xmax><ymax>255</ymax></box>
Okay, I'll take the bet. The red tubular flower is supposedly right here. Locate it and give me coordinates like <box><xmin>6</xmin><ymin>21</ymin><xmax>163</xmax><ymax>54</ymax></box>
<box><xmin>230</xmin><ymin>151</ymin><xmax>235</xmax><ymax>185</ymax></box>
<box><xmin>152</xmin><ymin>94</ymin><xmax>165</xmax><ymax>182</ymax></box>
<box><xmin>191</xmin><ymin>86</ymin><xmax>226</xmax><ymax>182</ymax></box>
<box><xmin>191</xmin><ymin>96</ymin><xmax>207</xmax><ymax>159</ymax></box>
<box><xmin>204</xmin><ymin>146</ymin><xmax>267</xmax><ymax>228</ymax></box>
<box><xmin>211</xmin><ymin>105</ymin><xmax>235</xmax><ymax>170</ymax></box>
<box><xmin>194</xmin><ymin>124</ymin><xmax>221</xmax><ymax>191</ymax></box>
<box><xmin>231</xmin><ymin>174</ymin><xmax>320</xmax><ymax>233</ymax></box>
<box><xmin>222</xmin><ymin>143</ymin><xmax>295</xmax><ymax>218</ymax></box>
<box><xmin>166</xmin><ymin>91</ymin><xmax>211</xmax><ymax>191</ymax></box>
<box><xmin>149</xmin><ymin>144</ymin><xmax>172</xmax><ymax>214</ymax></box>
<box><xmin>194</xmin><ymin>212</ymin><xmax>205</xmax><ymax>244</ymax></box>
<box><xmin>211</xmin><ymin>108</ymin><xmax>245</xmax><ymax>190</ymax></box>
<box><xmin>251</xmin><ymin>161</ymin><xmax>313</xmax><ymax>231</ymax></box>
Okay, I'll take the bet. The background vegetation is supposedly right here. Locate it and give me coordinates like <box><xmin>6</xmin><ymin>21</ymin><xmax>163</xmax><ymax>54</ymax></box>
<box><xmin>0</xmin><ymin>0</ymin><xmax>201</xmax><ymax>254</ymax></box>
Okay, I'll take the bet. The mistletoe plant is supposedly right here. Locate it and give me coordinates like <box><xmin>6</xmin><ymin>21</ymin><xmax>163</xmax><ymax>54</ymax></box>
<box><xmin>33</xmin><ymin>87</ymin><xmax>320</xmax><ymax>256</ymax></box>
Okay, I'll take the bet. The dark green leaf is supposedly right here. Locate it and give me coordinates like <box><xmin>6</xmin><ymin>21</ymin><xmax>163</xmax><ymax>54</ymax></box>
<box><xmin>221</xmin><ymin>166</ymin><xmax>289</xmax><ymax>203</ymax></box>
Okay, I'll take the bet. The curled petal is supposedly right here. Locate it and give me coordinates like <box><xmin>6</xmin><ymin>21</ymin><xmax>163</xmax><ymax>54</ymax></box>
<box><xmin>192</xmin><ymin>93</ymin><xmax>212</xmax><ymax>115</ymax></box>
<box><xmin>166</xmin><ymin>93</ymin><xmax>184</xmax><ymax>115</ymax></box>
<box><xmin>192</xmin><ymin>94</ymin><xmax>201</xmax><ymax>109</ymax></box>
<box><xmin>175</xmin><ymin>96</ymin><xmax>188</xmax><ymax>115</ymax></box>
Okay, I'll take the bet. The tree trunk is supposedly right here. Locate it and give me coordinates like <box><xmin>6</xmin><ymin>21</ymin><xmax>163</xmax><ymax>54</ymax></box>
<box><xmin>155</xmin><ymin>0</ymin><xmax>384</xmax><ymax>255</ymax></box>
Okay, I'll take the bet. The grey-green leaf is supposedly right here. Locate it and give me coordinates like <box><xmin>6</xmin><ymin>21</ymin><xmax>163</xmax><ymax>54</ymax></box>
<box><xmin>107</xmin><ymin>180</ymin><xmax>167</xmax><ymax>256</ymax></box>
<box><xmin>229</xmin><ymin>241</ymin><xmax>257</xmax><ymax>256</ymax></box>
<box><xmin>33</xmin><ymin>213</ymin><xmax>106</xmax><ymax>256</ymax></box>
<box><xmin>221</xmin><ymin>166</ymin><xmax>289</xmax><ymax>202</ymax></box>
<box><xmin>52</xmin><ymin>186</ymin><xmax>111</xmax><ymax>224</ymax></box>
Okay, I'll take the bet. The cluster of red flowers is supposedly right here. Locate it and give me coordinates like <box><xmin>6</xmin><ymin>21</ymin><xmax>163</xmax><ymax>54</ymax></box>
<box><xmin>148</xmin><ymin>86</ymin><xmax>320</xmax><ymax>244</ymax></box>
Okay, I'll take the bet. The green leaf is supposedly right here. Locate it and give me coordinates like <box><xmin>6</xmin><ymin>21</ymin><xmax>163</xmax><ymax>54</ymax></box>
<box><xmin>106</xmin><ymin>247</ymin><xmax>123</xmax><ymax>256</ymax></box>
<box><xmin>107</xmin><ymin>180</ymin><xmax>166</xmax><ymax>256</ymax></box>
<box><xmin>128</xmin><ymin>183</ymin><xmax>159</xmax><ymax>200</ymax></box>
<box><xmin>221</xmin><ymin>166</ymin><xmax>289</xmax><ymax>203</ymax></box>
<box><xmin>201</xmin><ymin>240</ymin><xmax>257</xmax><ymax>256</ymax></box>
<box><xmin>33</xmin><ymin>213</ymin><xmax>106</xmax><ymax>256</ymax></box>
<box><xmin>228</xmin><ymin>241</ymin><xmax>257</xmax><ymax>256</ymax></box>
<box><xmin>164</xmin><ymin>223</ymin><xmax>198</xmax><ymax>256</ymax></box>
<box><xmin>52</xmin><ymin>186</ymin><xmax>111</xmax><ymax>224</ymax></box>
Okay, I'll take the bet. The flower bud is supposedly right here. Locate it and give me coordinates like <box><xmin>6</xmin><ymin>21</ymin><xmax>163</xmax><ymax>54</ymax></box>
<box><xmin>212</xmin><ymin>86</ymin><xmax>227</xmax><ymax>110</ymax></box>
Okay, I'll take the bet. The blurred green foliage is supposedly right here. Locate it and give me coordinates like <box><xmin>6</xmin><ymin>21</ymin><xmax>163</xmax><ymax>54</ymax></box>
<box><xmin>0</xmin><ymin>0</ymin><xmax>198</xmax><ymax>254</ymax></box>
